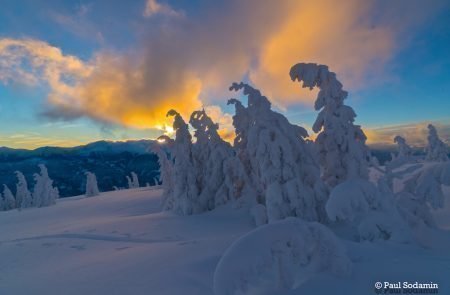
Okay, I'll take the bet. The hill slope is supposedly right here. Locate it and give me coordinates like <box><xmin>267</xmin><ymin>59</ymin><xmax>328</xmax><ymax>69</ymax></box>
<box><xmin>1</xmin><ymin>185</ymin><xmax>450</xmax><ymax>294</ymax></box>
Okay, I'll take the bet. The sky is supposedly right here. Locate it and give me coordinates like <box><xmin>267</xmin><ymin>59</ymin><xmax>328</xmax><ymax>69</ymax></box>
<box><xmin>0</xmin><ymin>0</ymin><xmax>449</xmax><ymax>149</ymax></box>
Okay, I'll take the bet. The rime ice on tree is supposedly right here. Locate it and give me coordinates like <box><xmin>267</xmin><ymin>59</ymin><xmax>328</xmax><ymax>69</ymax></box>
<box><xmin>153</xmin><ymin>135</ymin><xmax>175</xmax><ymax>210</ymax></box>
<box><xmin>166</xmin><ymin>110</ymin><xmax>198</xmax><ymax>215</ymax></box>
<box><xmin>290</xmin><ymin>63</ymin><xmax>370</xmax><ymax>187</ymax></box>
<box><xmin>394</xmin><ymin>135</ymin><xmax>412</xmax><ymax>159</ymax></box>
<box><xmin>189</xmin><ymin>109</ymin><xmax>237</xmax><ymax>210</ymax></box>
<box><xmin>3</xmin><ymin>184</ymin><xmax>16</xmax><ymax>210</ymax></box>
<box><xmin>126</xmin><ymin>172</ymin><xmax>140</xmax><ymax>189</ymax></box>
<box><xmin>85</xmin><ymin>172</ymin><xmax>100</xmax><ymax>197</ymax></box>
<box><xmin>425</xmin><ymin>124</ymin><xmax>448</xmax><ymax>162</ymax></box>
<box><xmin>32</xmin><ymin>164</ymin><xmax>59</xmax><ymax>208</ymax></box>
<box><xmin>15</xmin><ymin>171</ymin><xmax>32</xmax><ymax>208</ymax></box>
<box><xmin>228</xmin><ymin>82</ymin><xmax>328</xmax><ymax>222</ymax></box>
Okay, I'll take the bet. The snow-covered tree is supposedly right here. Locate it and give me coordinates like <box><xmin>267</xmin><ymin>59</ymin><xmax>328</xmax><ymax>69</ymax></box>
<box><xmin>126</xmin><ymin>172</ymin><xmax>140</xmax><ymax>189</ymax></box>
<box><xmin>394</xmin><ymin>135</ymin><xmax>412</xmax><ymax>159</ymax></box>
<box><xmin>32</xmin><ymin>164</ymin><xmax>59</xmax><ymax>207</ymax></box>
<box><xmin>3</xmin><ymin>184</ymin><xmax>16</xmax><ymax>210</ymax></box>
<box><xmin>15</xmin><ymin>171</ymin><xmax>32</xmax><ymax>208</ymax></box>
<box><xmin>397</xmin><ymin>162</ymin><xmax>450</xmax><ymax>228</ymax></box>
<box><xmin>153</xmin><ymin>135</ymin><xmax>175</xmax><ymax>209</ymax></box>
<box><xmin>387</xmin><ymin>135</ymin><xmax>415</xmax><ymax>171</ymax></box>
<box><xmin>131</xmin><ymin>172</ymin><xmax>139</xmax><ymax>188</ymax></box>
<box><xmin>189</xmin><ymin>109</ymin><xmax>241</xmax><ymax>210</ymax></box>
<box><xmin>425</xmin><ymin>124</ymin><xmax>448</xmax><ymax>162</ymax></box>
<box><xmin>166</xmin><ymin>109</ymin><xmax>198</xmax><ymax>215</ymax></box>
<box><xmin>228</xmin><ymin>82</ymin><xmax>328</xmax><ymax>223</ymax></box>
<box><xmin>85</xmin><ymin>172</ymin><xmax>100</xmax><ymax>197</ymax></box>
<box><xmin>290</xmin><ymin>63</ymin><xmax>370</xmax><ymax>187</ymax></box>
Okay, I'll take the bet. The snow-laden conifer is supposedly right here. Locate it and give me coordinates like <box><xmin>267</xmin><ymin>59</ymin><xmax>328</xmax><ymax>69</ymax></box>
<box><xmin>3</xmin><ymin>184</ymin><xmax>16</xmax><ymax>210</ymax></box>
<box><xmin>15</xmin><ymin>171</ymin><xmax>32</xmax><ymax>208</ymax></box>
<box><xmin>425</xmin><ymin>124</ymin><xmax>448</xmax><ymax>162</ymax></box>
<box><xmin>189</xmin><ymin>109</ymin><xmax>239</xmax><ymax>210</ymax></box>
<box><xmin>166</xmin><ymin>109</ymin><xmax>198</xmax><ymax>215</ymax></box>
<box><xmin>228</xmin><ymin>82</ymin><xmax>328</xmax><ymax>222</ymax></box>
<box><xmin>85</xmin><ymin>172</ymin><xmax>100</xmax><ymax>197</ymax></box>
<box><xmin>32</xmin><ymin>164</ymin><xmax>59</xmax><ymax>207</ymax></box>
<box><xmin>290</xmin><ymin>63</ymin><xmax>370</xmax><ymax>187</ymax></box>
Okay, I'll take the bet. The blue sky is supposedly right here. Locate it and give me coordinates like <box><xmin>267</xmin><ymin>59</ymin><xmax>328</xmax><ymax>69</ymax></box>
<box><xmin>0</xmin><ymin>0</ymin><xmax>449</xmax><ymax>149</ymax></box>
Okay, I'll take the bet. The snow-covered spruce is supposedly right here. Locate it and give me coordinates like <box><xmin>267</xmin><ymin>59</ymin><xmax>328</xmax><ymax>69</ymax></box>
<box><xmin>15</xmin><ymin>171</ymin><xmax>32</xmax><ymax>209</ymax></box>
<box><xmin>394</xmin><ymin>135</ymin><xmax>412</xmax><ymax>159</ymax></box>
<box><xmin>213</xmin><ymin>218</ymin><xmax>351</xmax><ymax>295</ymax></box>
<box><xmin>3</xmin><ymin>184</ymin><xmax>16</xmax><ymax>210</ymax></box>
<box><xmin>152</xmin><ymin>135</ymin><xmax>175</xmax><ymax>210</ymax></box>
<box><xmin>290</xmin><ymin>63</ymin><xmax>370</xmax><ymax>187</ymax></box>
<box><xmin>126</xmin><ymin>172</ymin><xmax>140</xmax><ymax>189</ymax></box>
<box><xmin>386</xmin><ymin>135</ymin><xmax>416</xmax><ymax>171</ymax></box>
<box><xmin>190</xmin><ymin>109</ymin><xmax>246</xmax><ymax>210</ymax></box>
<box><xmin>85</xmin><ymin>172</ymin><xmax>100</xmax><ymax>197</ymax></box>
<box><xmin>165</xmin><ymin>110</ymin><xmax>199</xmax><ymax>215</ymax></box>
<box><xmin>32</xmin><ymin>164</ymin><xmax>59</xmax><ymax>208</ymax></box>
<box><xmin>326</xmin><ymin>178</ymin><xmax>411</xmax><ymax>242</ymax></box>
<box><xmin>425</xmin><ymin>124</ymin><xmax>448</xmax><ymax>162</ymax></box>
<box><xmin>228</xmin><ymin>82</ymin><xmax>328</xmax><ymax>223</ymax></box>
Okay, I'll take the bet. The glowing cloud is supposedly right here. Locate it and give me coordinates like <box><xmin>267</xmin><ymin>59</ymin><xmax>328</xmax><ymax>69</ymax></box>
<box><xmin>0</xmin><ymin>1</ymin><xmax>442</xmax><ymax>137</ymax></box>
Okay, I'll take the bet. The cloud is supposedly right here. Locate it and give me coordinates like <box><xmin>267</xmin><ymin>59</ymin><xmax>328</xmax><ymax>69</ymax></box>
<box><xmin>0</xmin><ymin>0</ymin><xmax>444</xmax><ymax>138</ymax></box>
<box><xmin>204</xmin><ymin>106</ymin><xmax>235</xmax><ymax>143</ymax></box>
<box><xmin>144</xmin><ymin>0</ymin><xmax>181</xmax><ymax>17</ymax></box>
<box><xmin>364</xmin><ymin>120</ymin><xmax>450</xmax><ymax>148</ymax></box>
<box><xmin>49</xmin><ymin>4</ymin><xmax>105</xmax><ymax>44</ymax></box>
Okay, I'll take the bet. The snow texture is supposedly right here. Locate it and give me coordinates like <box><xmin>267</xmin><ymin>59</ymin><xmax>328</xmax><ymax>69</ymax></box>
<box><xmin>213</xmin><ymin>218</ymin><xmax>352</xmax><ymax>295</ymax></box>
<box><xmin>326</xmin><ymin>178</ymin><xmax>411</xmax><ymax>242</ymax></box>
<box><xmin>290</xmin><ymin>63</ymin><xmax>370</xmax><ymax>187</ymax></box>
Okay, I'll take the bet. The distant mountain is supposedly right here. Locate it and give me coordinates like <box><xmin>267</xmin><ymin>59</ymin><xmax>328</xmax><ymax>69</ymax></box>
<box><xmin>0</xmin><ymin>140</ymin><xmax>160</xmax><ymax>198</ymax></box>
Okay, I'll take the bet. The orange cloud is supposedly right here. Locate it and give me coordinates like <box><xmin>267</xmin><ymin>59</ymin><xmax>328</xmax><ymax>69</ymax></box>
<box><xmin>0</xmin><ymin>1</ymin><xmax>442</xmax><ymax>138</ymax></box>
<box><xmin>250</xmin><ymin>0</ymin><xmax>394</xmax><ymax>107</ymax></box>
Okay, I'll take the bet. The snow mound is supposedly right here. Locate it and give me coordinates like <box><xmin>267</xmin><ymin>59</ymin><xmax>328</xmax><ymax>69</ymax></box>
<box><xmin>326</xmin><ymin>178</ymin><xmax>412</xmax><ymax>242</ymax></box>
<box><xmin>213</xmin><ymin>218</ymin><xmax>351</xmax><ymax>295</ymax></box>
<box><xmin>326</xmin><ymin>178</ymin><xmax>377</xmax><ymax>222</ymax></box>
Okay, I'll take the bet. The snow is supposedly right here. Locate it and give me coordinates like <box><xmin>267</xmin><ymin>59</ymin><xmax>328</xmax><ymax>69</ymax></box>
<box><xmin>213</xmin><ymin>218</ymin><xmax>352</xmax><ymax>295</ymax></box>
<box><xmin>1</xmin><ymin>178</ymin><xmax>450</xmax><ymax>294</ymax></box>
<box><xmin>290</xmin><ymin>63</ymin><xmax>370</xmax><ymax>187</ymax></box>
